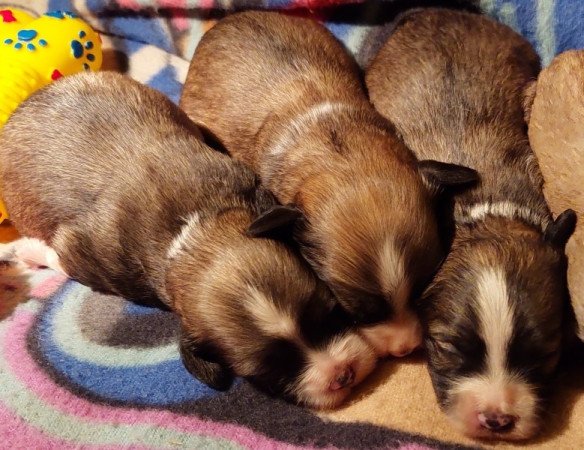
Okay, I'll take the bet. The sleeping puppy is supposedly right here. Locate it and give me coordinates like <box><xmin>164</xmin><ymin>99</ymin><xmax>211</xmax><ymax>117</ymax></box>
<box><xmin>366</xmin><ymin>9</ymin><xmax>576</xmax><ymax>440</ymax></box>
<box><xmin>0</xmin><ymin>71</ymin><xmax>377</xmax><ymax>409</ymax></box>
<box><xmin>523</xmin><ymin>50</ymin><xmax>584</xmax><ymax>341</ymax></box>
<box><xmin>180</xmin><ymin>11</ymin><xmax>477</xmax><ymax>358</ymax></box>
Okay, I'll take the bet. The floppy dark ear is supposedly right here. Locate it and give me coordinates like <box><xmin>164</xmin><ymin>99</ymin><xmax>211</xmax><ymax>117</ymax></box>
<box><xmin>545</xmin><ymin>209</ymin><xmax>577</xmax><ymax>248</ymax></box>
<box><xmin>247</xmin><ymin>205</ymin><xmax>302</xmax><ymax>239</ymax></box>
<box><xmin>522</xmin><ymin>80</ymin><xmax>537</xmax><ymax>125</ymax></box>
<box><xmin>179</xmin><ymin>329</ymin><xmax>233</xmax><ymax>391</ymax></box>
<box><xmin>418</xmin><ymin>160</ymin><xmax>479</xmax><ymax>195</ymax></box>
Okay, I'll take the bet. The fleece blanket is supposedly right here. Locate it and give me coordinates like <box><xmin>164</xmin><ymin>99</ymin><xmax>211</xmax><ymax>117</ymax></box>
<box><xmin>1</xmin><ymin>0</ymin><xmax>583</xmax><ymax>449</ymax></box>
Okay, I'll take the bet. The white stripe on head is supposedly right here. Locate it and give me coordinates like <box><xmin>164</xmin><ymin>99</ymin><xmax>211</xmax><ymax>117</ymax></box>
<box><xmin>167</xmin><ymin>212</ymin><xmax>201</xmax><ymax>260</ymax></box>
<box><xmin>378</xmin><ymin>238</ymin><xmax>407</xmax><ymax>306</ymax></box>
<box><xmin>476</xmin><ymin>267</ymin><xmax>514</xmax><ymax>378</ymax></box>
<box><xmin>457</xmin><ymin>201</ymin><xmax>550</xmax><ymax>232</ymax></box>
<box><xmin>244</xmin><ymin>287</ymin><xmax>298</xmax><ymax>340</ymax></box>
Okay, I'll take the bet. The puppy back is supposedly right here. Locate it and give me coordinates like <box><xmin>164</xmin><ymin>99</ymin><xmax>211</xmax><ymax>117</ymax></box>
<box><xmin>180</xmin><ymin>11</ymin><xmax>366</xmax><ymax>169</ymax></box>
<box><xmin>367</xmin><ymin>9</ymin><xmax>546</xmax><ymax>216</ymax></box>
<box><xmin>0</xmin><ymin>72</ymin><xmax>267</xmax><ymax>302</ymax></box>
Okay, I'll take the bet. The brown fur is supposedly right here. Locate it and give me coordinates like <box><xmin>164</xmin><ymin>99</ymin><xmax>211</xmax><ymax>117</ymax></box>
<box><xmin>0</xmin><ymin>72</ymin><xmax>376</xmax><ymax>406</ymax></box>
<box><xmin>366</xmin><ymin>8</ymin><xmax>575</xmax><ymax>440</ymax></box>
<box><xmin>524</xmin><ymin>50</ymin><xmax>584</xmax><ymax>339</ymax></box>
<box><xmin>180</xmin><ymin>11</ymin><xmax>477</xmax><ymax>357</ymax></box>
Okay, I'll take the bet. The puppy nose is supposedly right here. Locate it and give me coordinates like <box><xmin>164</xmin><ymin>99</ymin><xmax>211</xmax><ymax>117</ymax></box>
<box><xmin>478</xmin><ymin>412</ymin><xmax>516</xmax><ymax>433</ymax></box>
<box><xmin>329</xmin><ymin>366</ymin><xmax>355</xmax><ymax>391</ymax></box>
<box><xmin>388</xmin><ymin>329</ymin><xmax>422</xmax><ymax>357</ymax></box>
<box><xmin>391</xmin><ymin>344</ymin><xmax>417</xmax><ymax>357</ymax></box>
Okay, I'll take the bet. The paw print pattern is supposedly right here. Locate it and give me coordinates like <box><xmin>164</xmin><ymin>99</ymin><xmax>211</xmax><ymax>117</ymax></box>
<box><xmin>3</xmin><ymin>29</ymin><xmax>48</xmax><ymax>52</ymax></box>
<box><xmin>70</xmin><ymin>30</ymin><xmax>97</xmax><ymax>71</ymax></box>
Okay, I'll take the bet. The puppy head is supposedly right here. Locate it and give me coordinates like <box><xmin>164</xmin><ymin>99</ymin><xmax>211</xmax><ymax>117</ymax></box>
<box><xmin>173</xmin><ymin>209</ymin><xmax>376</xmax><ymax>409</ymax></box>
<box><xmin>422</xmin><ymin>214</ymin><xmax>576</xmax><ymax>440</ymax></box>
<box><xmin>245</xmin><ymin>282</ymin><xmax>378</xmax><ymax>409</ymax></box>
<box><xmin>296</xmin><ymin>156</ymin><xmax>478</xmax><ymax>359</ymax></box>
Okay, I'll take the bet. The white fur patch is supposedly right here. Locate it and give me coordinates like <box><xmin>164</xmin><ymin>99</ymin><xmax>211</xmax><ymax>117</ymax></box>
<box><xmin>449</xmin><ymin>373</ymin><xmax>538</xmax><ymax>440</ymax></box>
<box><xmin>167</xmin><ymin>212</ymin><xmax>201</xmax><ymax>260</ymax></box>
<box><xmin>12</xmin><ymin>237</ymin><xmax>66</xmax><ymax>274</ymax></box>
<box><xmin>476</xmin><ymin>268</ymin><xmax>514</xmax><ymax>378</ymax></box>
<box><xmin>457</xmin><ymin>201</ymin><xmax>550</xmax><ymax>231</ymax></box>
<box><xmin>268</xmin><ymin>101</ymin><xmax>352</xmax><ymax>158</ymax></box>
<box><xmin>293</xmin><ymin>332</ymin><xmax>376</xmax><ymax>409</ymax></box>
<box><xmin>378</xmin><ymin>239</ymin><xmax>407</xmax><ymax>306</ymax></box>
<box><xmin>244</xmin><ymin>287</ymin><xmax>298</xmax><ymax>340</ymax></box>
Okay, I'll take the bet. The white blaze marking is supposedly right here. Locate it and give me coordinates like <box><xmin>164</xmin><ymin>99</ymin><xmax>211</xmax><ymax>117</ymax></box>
<box><xmin>378</xmin><ymin>239</ymin><xmax>407</xmax><ymax>307</ymax></box>
<box><xmin>475</xmin><ymin>267</ymin><xmax>514</xmax><ymax>378</ymax></box>
<box><xmin>245</xmin><ymin>287</ymin><xmax>297</xmax><ymax>340</ymax></box>
<box><xmin>167</xmin><ymin>212</ymin><xmax>201</xmax><ymax>260</ymax></box>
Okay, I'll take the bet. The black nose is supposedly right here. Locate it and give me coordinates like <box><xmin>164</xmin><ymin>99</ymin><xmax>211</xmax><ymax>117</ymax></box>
<box><xmin>479</xmin><ymin>412</ymin><xmax>516</xmax><ymax>433</ymax></box>
<box><xmin>330</xmin><ymin>367</ymin><xmax>355</xmax><ymax>390</ymax></box>
<box><xmin>337</xmin><ymin>367</ymin><xmax>355</xmax><ymax>387</ymax></box>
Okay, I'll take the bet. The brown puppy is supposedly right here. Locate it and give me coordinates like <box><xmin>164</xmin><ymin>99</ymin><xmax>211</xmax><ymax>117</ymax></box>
<box><xmin>367</xmin><ymin>9</ymin><xmax>576</xmax><ymax>440</ymax></box>
<box><xmin>523</xmin><ymin>50</ymin><xmax>584</xmax><ymax>341</ymax></box>
<box><xmin>0</xmin><ymin>71</ymin><xmax>377</xmax><ymax>408</ymax></box>
<box><xmin>180</xmin><ymin>11</ymin><xmax>477</xmax><ymax>358</ymax></box>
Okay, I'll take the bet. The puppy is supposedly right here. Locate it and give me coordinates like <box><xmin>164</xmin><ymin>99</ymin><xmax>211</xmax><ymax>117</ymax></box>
<box><xmin>366</xmin><ymin>9</ymin><xmax>576</xmax><ymax>440</ymax></box>
<box><xmin>180</xmin><ymin>11</ymin><xmax>477</xmax><ymax>358</ymax></box>
<box><xmin>523</xmin><ymin>50</ymin><xmax>584</xmax><ymax>340</ymax></box>
<box><xmin>0</xmin><ymin>71</ymin><xmax>377</xmax><ymax>408</ymax></box>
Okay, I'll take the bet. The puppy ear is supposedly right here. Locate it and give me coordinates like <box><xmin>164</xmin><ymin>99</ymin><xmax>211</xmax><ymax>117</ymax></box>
<box><xmin>247</xmin><ymin>205</ymin><xmax>302</xmax><ymax>239</ymax></box>
<box><xmin>522</xmin><ymin>80</ymin><xmax>537</xmax><ymax>125</ymax></box>
<box><xmin>179</xmin><ymin>328</ymin><xmax>233</xmax><ymax>391</ymax></box>
<box><xmin>545</xmin><ymin>209</ymin><xmax>577</xmax><ymax>248</ymax></box>
<box><xmin>418</xmin><ymin>160</ymin><xmax>479</xmax><ymax>195</ymax></box>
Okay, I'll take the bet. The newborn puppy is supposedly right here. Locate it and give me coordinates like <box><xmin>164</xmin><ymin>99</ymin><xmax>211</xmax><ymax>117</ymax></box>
<box><xmin>180</xmin><ymin>11</ymin><xmax>477</xmax><ymax>358</ymax></box>
<box><xmin>366</xmin><ymin>9</ymin><xmax>576</xmax><ymax>440</ymax></box>
<box><xmin>523</xmin><ymin>50</ymin><xmax>584</xmax><ymax>340</ymax></box>
<box><xmin>0</xmin><ymin>72</ymin><xmax>377</xmax><ymax>408</ymax></box>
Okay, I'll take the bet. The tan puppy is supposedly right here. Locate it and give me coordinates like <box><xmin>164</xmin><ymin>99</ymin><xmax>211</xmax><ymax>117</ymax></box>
<box><xmin>0</xmin><ymin>71</ymin><xmax>377</xmax><ymax>408</ymax></box>
<box><xmin>366</xmin><ymin>9</ymin><xmax>576</xmax><ymax>441</ymax></box>
<box><xmin>180</xmin><ymin>11</ymin><xmax>477</xmax><ymax>358</ymax></box>
<box><xmin>524</xmin><ymin>50</ymin><xmax>584</xmax><ymax>340</ymax></box>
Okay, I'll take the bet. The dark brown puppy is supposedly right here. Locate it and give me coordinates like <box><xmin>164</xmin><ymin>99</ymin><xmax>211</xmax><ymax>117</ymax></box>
<box><xmin>367</xmin><ymin>9</ymin><xmax>576</xmax><ymax>440</ymax></box>
<box><xmin>0</xmin><ymin>71</ymin><xmax>377</xmax><ymax>409</ymax></box>
<box><xmin>180</xmin><ymin>11</ymin><xmax>477</xmax><ymax>358</ymax></box>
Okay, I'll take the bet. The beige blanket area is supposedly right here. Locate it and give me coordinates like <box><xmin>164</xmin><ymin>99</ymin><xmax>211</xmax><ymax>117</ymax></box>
<box><xmin>321</xmin><ymin>355</ymin><xmax>584</xmax><ymax>448</ymax></box>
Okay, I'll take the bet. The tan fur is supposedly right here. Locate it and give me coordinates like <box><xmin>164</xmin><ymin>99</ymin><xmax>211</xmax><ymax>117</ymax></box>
<box><xmin>180</xmin><ymin>11</ymin><xmax>452</xmax><ymax>357</ymax></box>
<box><xmin>525</xmin><ymin>50</ymin><xmax>584</xmax><ymax>339</ymax></box>
<box><xmin>0</xmin><ymin>72</ymin><xmax>376</xmax><ymax>407</ymax></box>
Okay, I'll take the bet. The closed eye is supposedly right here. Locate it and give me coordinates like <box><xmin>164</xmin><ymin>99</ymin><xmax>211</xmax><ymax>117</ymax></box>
<box><xmin>429</xmin><ymin>337</ymin><xmax>486</xmax><ymax>376</ymax></box>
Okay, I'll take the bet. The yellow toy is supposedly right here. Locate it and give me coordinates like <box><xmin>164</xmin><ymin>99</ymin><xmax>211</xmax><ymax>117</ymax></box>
<box><xmin>0</xmin><ymin>8</ymin><xmax>102</xmax><ymax>223</ymax></box>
